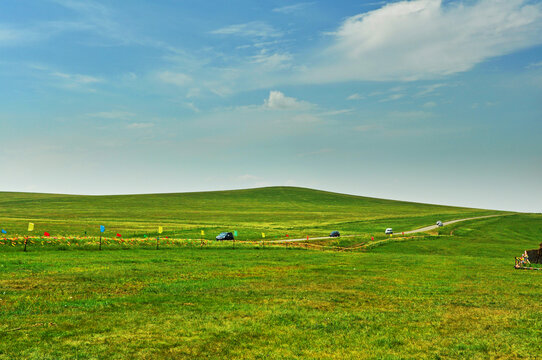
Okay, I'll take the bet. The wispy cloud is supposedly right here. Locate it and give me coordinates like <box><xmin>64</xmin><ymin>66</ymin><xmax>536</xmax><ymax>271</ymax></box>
<box><xmin>526</xmin><ymin>60</ymin><xmax>542</xmax><ymax>69</ymax></box>
<box><xmin>251</xmin><ymin>50</ymin><xmax>293</xmax><ymax>70</ymax></box>
<box><xmin>299</xmin><ymin>0</ymin><xmax>542</xmax><ymax>83</ymax></box>
<box><xmin>273</xmin><ymin>2</ymin><xmax>314</xmax><ymax>14</ymax></box>
<box><xmin>127</xmin><ymin>122</ymin><xmax>154</xmax><ymax>129</ymax></box>
<box><xmin>51</xmin><ymin>72</ymin><xmax>102</xmax><ymax>85</ymax></box>
<box><xmin>157</xmin><ymin>71</ymin><xmax>192</xmax><ymax>87</ymax></box>
<box><xmin>210</xmin><ymin>21</ymin><xmax>282</xmax><ymax>38</ymax></box>
<box><xmin>0</xmin><ymin>25</ymin><xmax>40</xmax><ymax>46</ymax></box>
<box><xmin>87</xmin><ymin>111</ymin><xmax>135</xmax><ymax>119</ymax></box>
<box><xmin>347</xmin><ymin>93</ymin><xmax>365</xmax><ymax>100</ymax></box>
<box><xmin>379</xmin><ymin>93</ymin><xmax>405</xmax><ymax>102</ymax></box>
<box><xmin>415</xmin><ymin>83</ymin><xmax>448</xmax><ymax>97</ymax></box>
<box><xmin>422</xmin><ymin>101</ymin><xmax>437</xmax><ymax>108</ymax></box>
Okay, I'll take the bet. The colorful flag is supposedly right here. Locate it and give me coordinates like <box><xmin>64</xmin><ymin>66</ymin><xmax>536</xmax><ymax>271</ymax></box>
<box><xmin>44</xmin><ymin>232</ymin><xmax>50</xmax><ymax>237</ymax></box>
<box><xmin>100</xmin><ymin>225</ymin><xmax>105</xmax><ymax>233</ymax></box>
<box><xmin>116</xmin><ymin>233</ymin><xmax>122</xmax><ymax>237</ymax></box>
<box><xmin>286</xmin><ymin>234</ymin><xmax>289</xmax><ymax>237</ymax></box>
<box><xmin>1</xmin><ymin>229</ymin><xmax>6</xmax><ymax>234</ymax></box>
<box><xmin>234</xmin><ymin>230</ymin><xmax>238</xmax><ymax>237</ymax></box>
<box><xmin>158</xmin><ymin>226</ymin><xmax>163</xmax><ymax>234</ymax></box>
<box><xmin>28</xmin><ymin>223</ymin><xmax>34</xmax><ymax>231</ymax></box>
<box><xmin>262</xmin><ymin>232</ymin><xmax>266</xmax><ymax>238</ymax></box>
<box><xmin>200</xmin><ymin>230</ymin><xmax>205</xmax><ymax>236</ymax></box>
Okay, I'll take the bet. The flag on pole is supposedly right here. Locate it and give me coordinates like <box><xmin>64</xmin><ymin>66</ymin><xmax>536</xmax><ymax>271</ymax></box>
<box><xmin>28</xmin><ymin>223</ymin><xmax>34</xmax><ymax>231</ymax></box>
<box><xmin>44</xmin><ymin>232</ymin><xmax>50</xmax><ymax>237</ymax></box>
<box><xmin>158</xmin><ymin>226</ymin><xmax>163</xmax><ymax>234</ymax></box>
<box><xmin>286</xmin><ymin>234</ymin><xmax>289</xmax><ymax>237</ymax></box>
<box><xmin>262</xmin><ymin>232</ymin><xmax>266</xmax><ymax>238</ymax></box>
<box><xmin>200</xmin><ymin>230</ymin><xmax>205</xmax><ymax>236</ymax></box>
<box><xmin>100</xmin><ymin>225</ymin><xmax>105</xmax><ymax>233</ymax></box>
<box><xmin>116</xmin><ymin>233</ymin><xmax>122</xmax><ymax>237</ymax></box>
<box><xmin>234</xmin><ymin>230</ymin><xmax>238</xmax><ymax>237</ymax></box>
<box><xmin>1</xmin><ymin>229</ymin><xmax>6</xmax><ymax>234</ymax></box>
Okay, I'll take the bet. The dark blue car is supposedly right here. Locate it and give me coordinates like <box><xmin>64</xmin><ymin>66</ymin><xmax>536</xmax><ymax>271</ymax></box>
<box><xmin>216</xmin><ymin>232</ymin><xmax>234</xmax><ymax>241</ymax></box>
<box><xmin>329</xmin><ymin>231</ymin><xmax>340</xmax><ymax>237</ymax></box>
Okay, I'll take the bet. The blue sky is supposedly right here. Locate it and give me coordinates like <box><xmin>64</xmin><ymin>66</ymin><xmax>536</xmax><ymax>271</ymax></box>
<box><xmin>1</xmin><ymin>0</ymin><xmax>541</xmax><ymax>212</ymax></box>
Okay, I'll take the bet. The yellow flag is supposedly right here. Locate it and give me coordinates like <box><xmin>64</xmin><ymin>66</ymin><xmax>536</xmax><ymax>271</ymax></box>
<box><xmin>158</xmin><ymin>226</ymin><xmax>163</xmax><ymax>234</ymax></box>
<box><xmin>200</xmin><ymin>230</ymin><xmax>205</xmax><ymax>236</ymax></box>
<box><xmin>28</xmin><ymin>223</ymin><xmax>34</xmax><ymax>231</ymax></box>
<box><xmin>262</xmin><ymin>232</ymin><xmax>266</xmax><ymax>238</ymax></box>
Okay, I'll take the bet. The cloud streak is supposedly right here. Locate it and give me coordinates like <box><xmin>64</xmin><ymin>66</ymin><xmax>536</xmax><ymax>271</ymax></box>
<box><xmin>298</xmin><ymin>0</ymin><xmax>542</xmax><ymax>83</ymax></box>
<box><xmin>210</xmin><ymin>21</ymin><xmax>282</xmax><ymax>38</ymax></box>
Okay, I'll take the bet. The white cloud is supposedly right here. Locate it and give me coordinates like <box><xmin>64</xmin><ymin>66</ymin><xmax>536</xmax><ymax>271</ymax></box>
<box><xmin>415</xmin><ymin>83</ymin><xmax>448</xmax><ymax>97</ymax></box>
<box><xmin>273</xmin><ymin>2</ymin><xmax>314</xmax><ymax>14</ymax></box>
<box><xmin>251</xmin><ymin>51</ymin><xmax>293</xmax><ymax>70</ymax></box>
<box><xmin>210</xmin><ymin>21</ymin><xmax>282</xmax><ymax>38</ymax></box>
<box><xmin>379</xmin><ymin>93</ymin><xmax>405</xmax><ymax>102</ymax></box>
<box><xmin>423</xmin><ymin>101</ymin><xmax>437</xmax><ymax>108</ymax></box>
<box><xmin>347</xmin><ymin>93</ymin><xmax>365</xmax><ymax>100</ymax></box>
<box><xmin>320</xmin><ymin>109</ymin><xmax>353</xmax><ymax>116</ymax></box>
<box><xmin>526</xmin><ymin>60</ymin><xmax>542</xmax><ymax>68</ymax></box>
<box><xmin>291</xmin><ymin>114</ymin><xmax>321</xmax><ymax>123</ymax></box>
<box><xmin>127</xmin><ymin>122</ymin><xmax>154</xmax><ymax>129</ymax></box>
<box><xmin>354</xmin><ymin>124</ymin><xmax>379</xmax><ymax>132</ymax></box>
<box><xmin>263</xmin><ymin>91</ymin><xmax>313</xmax><ymax>110</ymax></box>
<box><xmin>0</xmin><ymin>25</ymin><xmax>37</xmax><ymax>46</ymax></box>
<box><xmin>301</xmin><ymin>0</ymin><xmax>542</xmax><ymax>82</ymax></box>
<box><xmin>50</xmin><ymin>71</ymin><xmax>103</xmax><ymax>87</ymax></box>
<box><xmin>87</xmin><ymin>111</ymin><xmax>135</xmax><ymax>119</ymax></box>
<box><xmin>157</xmin><ymin>71</ymin><xmax>192</xmax><ymax>86</ymax></box>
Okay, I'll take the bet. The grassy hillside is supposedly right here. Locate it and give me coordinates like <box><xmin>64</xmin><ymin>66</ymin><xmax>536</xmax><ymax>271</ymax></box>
<box><xmin>0</xmin><ymin>214</ymin><xmax>540</xmax><ymax>359</ymax></box>
<box><xmin>0</xmin><ymin>187</ymin><xmax>500</xmax><ymax>239</ymax></box>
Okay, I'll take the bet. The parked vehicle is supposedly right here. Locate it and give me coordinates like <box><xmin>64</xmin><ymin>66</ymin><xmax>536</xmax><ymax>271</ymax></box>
<box><xmin>216</xmin><ymin>232</ymin><xmax>234</xmax><ymax>241</ymax></box>
<box><xmin>385</xmin><ymin>228</ymin><xmax>393</xmax><ymax>235</ymax></box>
<box><xmin>436</xmin><ymin>221</ymin><xmax>443</xmax><ymax>227</ymax></box>
<box><xmin>329</xmin><ymin>231</ymin><xmax>340</xmax><ymax>237</ymax></box>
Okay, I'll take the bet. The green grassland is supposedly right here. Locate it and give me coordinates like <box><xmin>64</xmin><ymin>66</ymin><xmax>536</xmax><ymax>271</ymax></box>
<box><xmin>0</xmin><ymin>187</ymin><xmax>500</xmax><ymax>239</ymax></box>
<box><xmin>1</xmin><ymin>188</ymin><xmax>540</xmax><ymax>359</ymax></box>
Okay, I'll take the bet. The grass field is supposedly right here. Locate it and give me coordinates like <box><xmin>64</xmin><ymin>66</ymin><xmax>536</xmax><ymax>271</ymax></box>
<box><xmin>1</xmin><ymin>188</ymin><xmax>540</xmax><ymax>359</ymax></box>
<box><xmin>0</xmin><ymin>187</ymin><xmax>500</xmax><ymax>239</ymax></box>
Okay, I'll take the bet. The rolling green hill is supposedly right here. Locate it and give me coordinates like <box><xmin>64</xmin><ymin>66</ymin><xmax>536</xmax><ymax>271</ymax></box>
<box><xmin>0</xmin><ymin>187</ymin><xmax>501</xmax><ymax>238</ymax></box>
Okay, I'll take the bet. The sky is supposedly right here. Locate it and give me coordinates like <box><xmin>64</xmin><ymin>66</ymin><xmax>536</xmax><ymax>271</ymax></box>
<box><xmin>1</xmin><ymin>0</ymin><xmax>541</xmax><ymax>212</ymax></box>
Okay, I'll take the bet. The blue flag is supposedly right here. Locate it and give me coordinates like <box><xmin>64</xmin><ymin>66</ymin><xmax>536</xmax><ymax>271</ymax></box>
<box><xmin>1</xmin><ymin>229</ymin><xmax>6</xmax><ymax>234</ymax></box>
<box><xmin>100</xmin><ymin>225</ymin><xmax>105</xmax><ymax>233</ymax></box>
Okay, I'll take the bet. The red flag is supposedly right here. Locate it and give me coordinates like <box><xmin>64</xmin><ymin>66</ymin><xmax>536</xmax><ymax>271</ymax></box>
<box><xmin>44</xmin><ymin>232</ymin><xmax>50</xmax><ymax>237</ymax></box>
<box><xmin>286</xmin><ymin>234</ymin><xmax>289</xmax><ymax>237</ymax></box>
<box><xmin>116</xmin><ymin>233</ymin><xmax>122</xmax><ymax>237</ymax></box>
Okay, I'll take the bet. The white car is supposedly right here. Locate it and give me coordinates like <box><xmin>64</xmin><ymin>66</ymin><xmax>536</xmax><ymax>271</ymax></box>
<box><xmin>385</xmin><ymin>228</ymin><xmax>393</xmax><ymax>234</ymax></box>
<box><xmin>436</xmin><ymin>221</ymin><xmax>443</xmax><ymax>227</ymax></box>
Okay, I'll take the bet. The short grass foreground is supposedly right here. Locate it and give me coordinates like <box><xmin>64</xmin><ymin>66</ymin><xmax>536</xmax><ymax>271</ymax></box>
<box><xmin>1</xmin><ymin>214</ymin><xmax>541</xmax><ymax>359</ymax></box>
